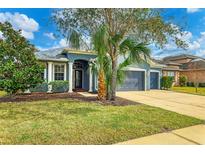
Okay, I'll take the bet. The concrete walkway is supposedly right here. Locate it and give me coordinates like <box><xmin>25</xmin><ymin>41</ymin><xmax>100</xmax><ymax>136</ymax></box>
<box><xmin>117</xmin><ymin>124</ymin><xmax>205</xmax><ymax>145</ymax></box>
<box><xmin>117</xmin><ymin>90</ymin><xmax>205</xmax><ymax>120</ymax></box>
<box><xmin>77</xmin><ymin>92</ymin><xmax>97</xmax><ymax>97</ymax></box>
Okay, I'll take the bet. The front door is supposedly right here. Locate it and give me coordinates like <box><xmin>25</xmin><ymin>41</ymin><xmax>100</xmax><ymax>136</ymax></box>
<box><xmin>75</xmin><ymin>70</ymin><xmax>82</xmax><ymax>89</ymax></box>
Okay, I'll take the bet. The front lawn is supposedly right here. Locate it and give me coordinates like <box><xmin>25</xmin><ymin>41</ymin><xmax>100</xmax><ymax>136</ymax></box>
<box><xmin>0</xmin><ymin>91</ymin><xmax>7</xmax><ymax>97</ymax></box>
<box><xmin>171</xmin><ymin>87</ymin><xmax>205</xmax><ymax>96</ymax></box>
<box><xmin>0</xmin><ymin>99</ymin><xmax>203</xmax><ymax>144</ymax></box>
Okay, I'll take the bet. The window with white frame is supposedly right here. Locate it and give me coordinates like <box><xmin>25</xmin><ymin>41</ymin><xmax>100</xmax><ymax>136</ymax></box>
<box><xmin>54</xmin><ymin>64</ymin><xmax>65</xmax><ymax>80</ymax></box>
<box><xmin>167</xmin><ymin>71</ymin><xmax>175</xmax><ymax>77</ymax></box>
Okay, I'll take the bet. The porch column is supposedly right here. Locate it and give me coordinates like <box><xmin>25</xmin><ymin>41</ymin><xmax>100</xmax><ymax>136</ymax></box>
<box><xmin>44</xmin><ymin>68</ymin><xmax>47</xmax><ymax>81</ymax></box>
<box><xmin>89</xmin><ymin>63</ymin><xmax>93</xmax><ymax>92</ymax></box>
<box><xmin>47</xmin><ymin>62</ymin><xmax>53</xmax><ymax>83</ymax></box>
<box><xmin>68</xmin><ymin>61</ymin><xmax>73</xmax><ymax>92</ymax></box>
<box><xmin>146</xmin><ymin>69</ymin><xmax>150</xmax><ymax>91</ymax></box>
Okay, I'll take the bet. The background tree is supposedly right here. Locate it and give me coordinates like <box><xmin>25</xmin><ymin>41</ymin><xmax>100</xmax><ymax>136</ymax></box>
<box><xmin>0</xmin><ymin>22</ymin><xmax>44</xmax><ymax>94</ymax></box>
<box><xmin>52</xmin><ymin>8</ymin><xmax>187</xmax><ymax>100</ymax></box>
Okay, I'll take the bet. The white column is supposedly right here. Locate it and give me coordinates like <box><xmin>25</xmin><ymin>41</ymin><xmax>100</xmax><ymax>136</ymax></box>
<box><xmin>68</xmin><ymin>61</ymin><xmax>73</xmax><ymax>92</ymax></box>
<box><xmin>47</xmin><ymin>62</ymin><xmax>53</xmax><ymax>83</ymax></box>
<box><xmin>89</xmin><ymin>63</ymin><xmax>93</xmax><ymax>92</ymax></box>
<box><xmin>44</xmin><ymin>68</ymin><xmax>47</xmax><ymax>81</ymax></box>
<box><xmin>146</xmin><ymin>69</ymin><xmax>150</xmax><ymax>91</ymax></box>
<box><xmin>158</xmin><ymin>72</ymin><xmax>161</xmax><ymax>89</ymax></box>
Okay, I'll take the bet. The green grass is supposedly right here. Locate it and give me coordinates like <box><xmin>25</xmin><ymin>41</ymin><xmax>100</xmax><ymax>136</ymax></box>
<box><xmin>0</xmin><ymin>91</ymin><xmax>7</xmax><ymax>97</ymax></box>
<box><xmin>0</xmin><ymin>99</ymin><xmax>203</xmax><ymax>144</ymax></box>
<box><xmin>171</xmin><ymin>87</ymin><xmax>205</xmax><ymax>96</ymax></box>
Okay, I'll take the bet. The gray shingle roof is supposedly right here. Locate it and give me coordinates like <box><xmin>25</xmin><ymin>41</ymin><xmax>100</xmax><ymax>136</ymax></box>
<box><xmin>35</xmin><ymin>47</ymin><xmax>68</xmax><ymax>62</ymax></box>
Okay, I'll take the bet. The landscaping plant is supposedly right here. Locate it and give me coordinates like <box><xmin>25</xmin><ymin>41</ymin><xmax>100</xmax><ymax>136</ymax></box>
<box><xmin>179</xmin><ymin>75</ymin><xmax>187</xmax><ymax>87</ymax></box>
<box><xmin>161</xmin><ymin>76</ymin><xmax>174</xmax><ymax>90</ymax></box>
<box><xmin>0</xmin><ymin>22</ymin><xmax>44</xmax><ymax>94</ymax></box>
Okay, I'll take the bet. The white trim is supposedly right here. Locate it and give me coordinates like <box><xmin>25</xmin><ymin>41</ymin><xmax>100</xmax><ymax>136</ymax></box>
<box><xmin>47</xmin><ymin>62</ymin><xmax>53</xmax><ymax>83</ymax></box>
<box><xmin>43</xmin><ymin>68</ymin><xmax>47</xmax><ymax>80</ymax></box>
<box><xmin>68</xmin><ymin>62</ymin><xmax>73</xmax><ymax>92</ymax></box>
<box><xmin>123</xmin><ymin>67</ymin><xmax>146</xmax><ymax>72</ymax></box>
<box><xmin>95</xmin><ymin>74</ymin><xmax>98</xmax><ymax>91</ymax></box>
<box><xmin>88</xmin><ymin>63</ymin><xmax>93</xmax><ymax>92</ymax></box>
<box><xmin>150</xmin><ymin>69</ymin><xmax>160</xmax><ymax>73</ymax></box>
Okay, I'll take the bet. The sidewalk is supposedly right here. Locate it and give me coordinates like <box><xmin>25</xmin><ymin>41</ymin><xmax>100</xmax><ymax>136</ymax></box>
<box><xmin>117</xmin><ymin>124</ymin><xmax>205</xmax><ymax>145</ymax></box>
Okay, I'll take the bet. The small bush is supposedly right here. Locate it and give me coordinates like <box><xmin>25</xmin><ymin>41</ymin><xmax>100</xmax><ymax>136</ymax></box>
<box><xmin>199</xmin><ymin>83</ymin><xmax>205</xmax><ymax>87</ymax></box>
<box><xmin>179</xmin><ymin>75</ymin><xmax>188</xmax><ymax>87</ymax></box>
<box><xmin>161</xmin><ymin>76</ymin><xmax>174</xmax><ymax>90</ymax></box>
<box><xmin>49</xmin><ymin>81</ymin><xmax>69</xmax><ymax>93</ymax></box>
<box><xmin>30</xmin><ymin>82</ymin><xmax>48</xmax><ymax>92</ymax></box>
<box><xmin>187</xmin><ymin>82</ymin><xmax>194</xmax><ymax>87</ymax></box>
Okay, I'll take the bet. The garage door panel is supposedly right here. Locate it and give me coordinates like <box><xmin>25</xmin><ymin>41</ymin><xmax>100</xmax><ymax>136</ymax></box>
<box><xmin>117</xmin><ymin>71</ymin><xmax>144</xmax><ymax>91</ymax></box>
<box><xmin>150</xmin><ymin>72</ymin><xmax>159</xmax><ymax>89</ymax></box>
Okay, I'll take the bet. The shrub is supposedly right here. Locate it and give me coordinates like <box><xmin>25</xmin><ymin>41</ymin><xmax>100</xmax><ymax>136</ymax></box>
<box><xmin>199</xmin><ymin>83</ymin><xmax>205</xmax><ymax>87</ymax></box>
<box><xmin>179</xmin><ymin>75</ymin><xmax>187</xmax><ymax>87</ymax></box>
<box><xmin>49</xmin><ymin>81</ymin><xmax>69</xmax><ymax>93</ymax></box>
<box><xmin>187</xmin><ymin>82</ymin><xmax>194</xmax><ymax>87</ymax></box>
<box><xmin>161</xmin><ymin>76</ymin><xmax>174</xmax><ymax>90</ymax></box>
<box><xmin>30</xmin><ymin>82</ymin><xmax>48</xmax><ymax>92</ymax></box>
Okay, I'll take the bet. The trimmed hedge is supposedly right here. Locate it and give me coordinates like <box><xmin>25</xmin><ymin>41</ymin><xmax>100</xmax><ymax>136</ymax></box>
<box><xmin>49</xmin><ymin>81</ymin><xmax>69</xmax><ymax>93</ymax></box>
<box><xmin>199</xmin><ymin>83</ymin><xmax>205</xmax><ymax>87</ymax></box>
<box><xmin>161</xmin><ymin>76</ymin><xmax>174</xmax><ymax>90</ymax></box>
<box><xmin>186</xmin><ymin>82</ymin><xmax>205</xmax><ymax>87</ymax></box>
<box><xmin>30</xmin><ymin>82</ymin><xmax>48</xmax><ymax>92</ymax></box>
<box><xmin>187</xmin><ymin>82</ymin><xmax>194</xmax><ymax>87</ymax></box>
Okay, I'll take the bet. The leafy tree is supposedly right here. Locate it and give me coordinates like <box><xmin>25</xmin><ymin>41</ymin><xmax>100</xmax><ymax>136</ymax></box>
<box><xmin>53</xmin><ymin>9</ymin><xmax>187</xmax><ymax>100</ymax></box>
<box><xmin>0</xmin><ymin>22</ymin><xmax>44</xmax><ymax>94</ymax></box>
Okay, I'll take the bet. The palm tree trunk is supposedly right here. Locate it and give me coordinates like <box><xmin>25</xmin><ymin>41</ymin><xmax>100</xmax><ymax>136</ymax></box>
<box><xmin>98</xmin><ymin>68</ymin><xmax>106</xmax><ymax>100</ymax></box>
<box><xmin>110</xmin><ymin>57</ymin><xmax>117</xmax><ymax>100</ymax></box>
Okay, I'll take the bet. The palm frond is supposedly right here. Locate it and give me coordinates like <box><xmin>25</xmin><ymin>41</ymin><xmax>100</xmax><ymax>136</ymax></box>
<box><xmin>117</xmin><ymin>38</ymin><xmax>150</xmax><ymax>85</ymax></box>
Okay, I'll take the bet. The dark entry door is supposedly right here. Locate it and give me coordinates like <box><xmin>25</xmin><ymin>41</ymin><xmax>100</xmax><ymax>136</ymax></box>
<box><xmin>150</xmin><ymin>72</ymin><xmax>159</xmax><ymax>89</ymax></box>
<box><xmin>75</xmin><ymin>70</ymin><xmax>82</xmax><ymax>88</ymax></box>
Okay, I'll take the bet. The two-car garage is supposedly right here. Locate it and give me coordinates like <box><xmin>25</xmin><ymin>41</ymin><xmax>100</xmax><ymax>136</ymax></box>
<box><xmin>117</xmin><ymin>69</ymin><xmax>160</xmax><ymax>91</ymax></box>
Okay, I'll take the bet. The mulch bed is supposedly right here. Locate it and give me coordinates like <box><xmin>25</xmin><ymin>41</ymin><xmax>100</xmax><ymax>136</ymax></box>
<box><xmin>0</xmin><ymin>92</ymin><xmax>141</xmax><ymax>106</ymax></box>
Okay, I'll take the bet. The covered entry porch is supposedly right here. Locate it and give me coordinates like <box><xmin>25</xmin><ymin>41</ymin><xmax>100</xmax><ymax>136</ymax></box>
<box><xmin>65</xmin><ymin>50</ymin><xmax>97</xmax><ymax>92</ymax></box>
<box><xmin>68</xmin><ymin>60</ymin><xmax>93</xmax><ymax>92</ymax></box>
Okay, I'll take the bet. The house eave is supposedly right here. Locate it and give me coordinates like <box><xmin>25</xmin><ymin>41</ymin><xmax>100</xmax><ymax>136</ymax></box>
<box><xmin>38</xmin><ymin>58</ymin><xmax>69</xmax><ymax>62</ymax></box>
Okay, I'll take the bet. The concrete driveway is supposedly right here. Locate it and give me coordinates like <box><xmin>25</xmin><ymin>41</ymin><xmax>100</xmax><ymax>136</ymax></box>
<box><xmin>117</xmin><ymin>90</ymin><xmax>205</xmax><ymax>120</ymax></box>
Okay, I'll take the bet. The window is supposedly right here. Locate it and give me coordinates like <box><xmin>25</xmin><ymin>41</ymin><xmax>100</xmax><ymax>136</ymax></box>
<box><xmin>73</xmin><ymin>62</ymin><xmax>83</xmax><ymax>69</ymax></box>
<box><xmin>54</xmin><ymin>64</ymin><xmax>65</xmax><ymax>80</ymax></box>
<box><xmin>167</xmin><ymin>71</ymin><xmax>175</xmax><ymax>77</ymax></box>
<box><xmin>41</xmin><ymin>69</ymin><xmax>46</xmax><ymax>81</ymax></box>
<box><xmin>41</xmin><ymin>72</ymin><xmax>45</xmax><ymax>80</ymax></box>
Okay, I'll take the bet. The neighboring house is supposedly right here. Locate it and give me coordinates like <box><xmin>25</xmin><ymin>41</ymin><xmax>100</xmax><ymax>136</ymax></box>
<box><xmin>35</xmin><ymin>48</ymin><xmax>163</xmax><ymax>92</ymax></box>
<box><xmin>158</xmin><ymin>54</ymin><xmax>205</xmax><ymax>85</ymax></box>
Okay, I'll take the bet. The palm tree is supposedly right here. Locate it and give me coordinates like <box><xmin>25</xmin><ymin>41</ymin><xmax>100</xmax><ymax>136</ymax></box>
<box><xmin>92</xmin><ymin>25</ymin><xmax>151</xmax><ymax>100</ymax></box>
<box><xmin>92</xmin><ymin>25</ymin><xmax>109</xmax><ymax>100</ymax></box>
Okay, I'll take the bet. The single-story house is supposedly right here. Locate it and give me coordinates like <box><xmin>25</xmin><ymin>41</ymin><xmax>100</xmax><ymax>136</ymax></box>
<box><xmin>157</xmin><ymin>54</ymin><xmax>205</xmax><ymax>85</ymax></box>
<box><xmin>35</xmin><ymin>48</ymin><xmax>164</xmax><ymax>93</ymax></box>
